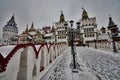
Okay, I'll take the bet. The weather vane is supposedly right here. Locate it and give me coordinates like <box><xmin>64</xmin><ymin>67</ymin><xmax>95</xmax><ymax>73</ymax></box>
<box><xmin>13</xmin><ymin>14</ymin><xmax>15</xmax><ymax>17</ymax></box>
<box><xmin>109</xmin><ymin>14</ymin><xmax>111</xmax><ymax>17</ymax></box>
<box><xmin>82</xmin><ymin>7</ymin><xmax>84</xmax><ymax>10</ymax></box>
<box><xmin>60</xmin><ymin>11</ymin><xmax>63</xmax><ymax>14</ymax></box>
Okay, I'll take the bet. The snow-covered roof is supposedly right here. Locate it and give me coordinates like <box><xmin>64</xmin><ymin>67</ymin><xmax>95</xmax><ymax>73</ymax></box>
<box><xmin>29</xmin><ymin>31</ymin><xmax>36</xmax><ymax>35</ymax></box>
<box><xmin>44</xmin><ymin>33</ymin><xmax>54</xmax><ymax>37</ymax></box>
<box><xmin>98</xmin><ymin>33</ymin><xmax>110</xmax><ymax>40</ymax></box>
<box><xmin>0</xmin><ymin>45</ymin><xmax>16</xmax><ymax>58</ymax></box>
<box><xmin>20</xmin><ymin>34</ymin><xmax>28</xmax><ymax>36</ymax></box>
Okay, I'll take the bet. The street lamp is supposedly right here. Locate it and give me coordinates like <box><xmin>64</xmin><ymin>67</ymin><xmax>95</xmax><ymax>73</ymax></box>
<box><xmin>94</xmin><ymin>39</ymin><xmax>97</xmax><ymax>49</ymax></box>
<box><xmin>64</xmin><ymin>20</ymin><xmax>80</xmax><ymax>69</ymax></box>
<box><xmin>76</xmin><ymin>22</ymin><xmax>81</xmax><ymax>46</ymax></box>
<box><xmin>111</xmin><ymin>33</ymin><xmax>118</xmax><ymax>52</ymax></box>
<box><xmin>76</xmin><ymin>22</ymin><xmax>80</xmax><ymax>30</ymax></box>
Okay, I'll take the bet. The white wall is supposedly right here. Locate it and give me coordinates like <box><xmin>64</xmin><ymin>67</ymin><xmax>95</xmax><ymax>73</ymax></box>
<box><xmin>0</xmin><ymin>43</ymin><xmax>68</xmax><ymax>80</ymax></box>
<box><xmin>0</xmin><ymin>49</ymin><xmax>23</xmax><ymax>80</ymax></box>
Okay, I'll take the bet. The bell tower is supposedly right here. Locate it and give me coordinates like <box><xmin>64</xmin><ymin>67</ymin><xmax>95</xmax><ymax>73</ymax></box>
<box><xmin>2</xmin><ymin>14</ymin><xmax>18</xmax><ymax>44</ymax></box>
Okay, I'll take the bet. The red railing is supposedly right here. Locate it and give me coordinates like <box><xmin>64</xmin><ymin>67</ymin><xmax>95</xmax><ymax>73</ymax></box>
<box><xmin>0</xmin><ymin>42</ymin><xmax>59</xmax><ymax>72</ymax></box>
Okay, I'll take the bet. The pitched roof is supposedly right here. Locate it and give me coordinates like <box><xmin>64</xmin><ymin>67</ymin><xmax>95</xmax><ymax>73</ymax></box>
<box><xmin>107</xmin><ymin>16</ymin><xmax>117</xmax><ymax>28</ymax></box>
<box><xmin>6</xmin><ymin>14</ymin><xmax>17</xmax><ymax>27</ymax></box>
<box><xmin>82</xmin><ymin>8</ymin><xmax>89</xmax><ymax>20</ymax></box>
<box><xmin>29</xmin><ymin>22</ymin><xmax>35</xmax><ymax>31</ymax></box>
<box><xmin>59</xmin><ymin>11</ymin><xmax>65</xmax><ymax>22</ymax></box>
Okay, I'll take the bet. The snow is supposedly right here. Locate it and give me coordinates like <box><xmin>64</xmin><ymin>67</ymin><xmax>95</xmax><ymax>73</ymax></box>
<box><xmin>72</xmin><ymin>69</ymin><xmax>80</xmax><ymax>80</ymax></box>
<box><xmin>35</xmin><ymin>45</ymin><xmax>40</xmax><ymax>51</ymax></box>
<box><xmin>40</xmin><ymin>47</ymin><xmax>96</xmax><ymax>80</ymax></box>
<box><xmin>28</xmin><ymin>36</ymin><xmax>32</xmax><ymax>39</ymax></box>
<box><xmin>40</xmin><ymin>48</ymin><xmax>70</xmax><ymax>80</ymax></box>
<box><xmin>0</xmin><ymin>45</ymin><xmax>16</xmax><ymax>58</ymax></box>
<box><xmin>1</xmin><ymin>44</ymin><xmax>119</xmax><ymax>80</ymax></box>
<box><xmin>76</xmin><ymin>47</ymin><xmax>120</xmax><ymax>80</ymax></box>
<box><xmin>29</xmin><ymin>31</ymin><xmax>36</xmax><ymax>35</ymax></box>
<box><xmin>44</xmin><ymin>33</ymin><xmax>54</xmax><ymax>37</ymax></box>
<box><xmin>40</xmin><ymin>46</ymin><xmax>120</xmax><ymax>80</ymax></box>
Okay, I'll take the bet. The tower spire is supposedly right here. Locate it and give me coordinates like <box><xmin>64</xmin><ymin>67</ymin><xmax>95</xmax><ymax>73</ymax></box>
<box><xmin>25</xmin><ymin>24</ymin><xmax>29</xmax><ymax>33</ymax></box>
<box><xmin>7</xmin><ymin>14</ymin><xmax>17</xmax><ymax>27</ymax></box>
<box><xmin>82</xmin><ymin>7</ymin><xmax>84</xmax><ymax>10</ymax></box>
<box><xmin>108</xmin><ymin>15</ymin><xmax>116</xmax><ymax>28</ymax></box>
<box><xmin>31</xmin><ymin>22</ymin><xmax>34</xmax><ymax>28</ymax></box>
<box><xmin>29</xmin><ymin>22</ymin><xmax>35</xmax><ymax>31</ymax></box>
<box><xmin>82</xmin><ymin>8</ymin><xmax>89</xmax><ymax>20</ymax></box>
<box><xmin>107</xmin><ymin>15</ymin><xmax>119</xmax><ymax>33</ymax></box>
<box><xmin>59</xmin><ymin>11</ymin><xmax>65</xmax><ymax>22</ymax></box>
<box><xmin>51</xmin><ymin>24</ymin><xmax>55</xmax><ymax>33</ymax></box>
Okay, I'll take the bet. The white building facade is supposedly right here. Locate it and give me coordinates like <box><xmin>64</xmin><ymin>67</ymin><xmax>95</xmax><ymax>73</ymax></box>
<box><xmin>79</xmin><ymin>8</ymin><xmax>97</xmax><ymax>44</ymax></box>
<box><xmin>97</xmin><ymin>27</ymin><xmax>111</xmax><ymax>41</ymax></box>
<box><xmin>2</xmin><ymin>15</ymin><xmax>18</xmax><ymax>45</ymax></box>
<box><xmin>55</xmin><ymin>12</ymin><xmax>68</xmax><ymax>43</ymax></box>
<box><xmin>44</xmin><ymin>33</ymin><xmax>55</xmax><ymax>43</ymax></box>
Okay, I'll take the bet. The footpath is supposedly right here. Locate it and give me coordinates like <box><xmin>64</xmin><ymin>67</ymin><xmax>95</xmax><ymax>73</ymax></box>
<box><xmin>40</xmin><ymin>47</ymin><xmax>97</xmax><ymax>80</ymax></box>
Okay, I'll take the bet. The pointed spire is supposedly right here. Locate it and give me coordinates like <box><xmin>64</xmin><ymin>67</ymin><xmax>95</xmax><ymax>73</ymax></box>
<box><xmin>82</xmin><ymin>8</ymin><xmax>89</xmax><ymax>20</ymax></box>
<box><xmin>31</xmin><ymin>22</ymin><xmax>34</xmax><ymax>29</ymax></box>
<box><xmin>51</xmin><ymin>24</ymin><xmax>55</xmax><ymax>33</ymax></box>
<box><xmin>7</xmin><ymin>14</ymin><xmax>17</xmax><ymax>27</ymax></box>
<box><xmin>10</xmin><ymin>14</ymin><xmax>15</xmax><ymax>21</ymax></box>
<box><xmin>107</xmin><ymin>15</ymin><xmax>119</xmax><ymax>33</ymax></box>
<box><xmin>29</xmin><ymin>22</ymin><xmax>35</xmax><ymax>31</ymax></box>
<box><xmin>107</xmin><ymin>15</ymin><xmax>117</xmax><ymax>28</ymax></box>
<box><xmin>25</xmin><ymin>24</ymin><xmax>29</xmax><ymax>33</ymax></box>
<box><xmin>59</xmin><ymin>11</ymin><xmax>65</xmax><ymax>22</ymax></box>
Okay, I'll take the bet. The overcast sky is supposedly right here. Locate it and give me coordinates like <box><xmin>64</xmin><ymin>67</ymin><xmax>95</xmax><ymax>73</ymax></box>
<box><xmin>0</xmin><ymin>0</ymin><xmax>120</xmax><ymax>37</ymax></box>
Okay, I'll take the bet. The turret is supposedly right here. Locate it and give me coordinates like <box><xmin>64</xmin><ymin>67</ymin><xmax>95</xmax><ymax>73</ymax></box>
<box><xmin>107</xmin><ymin>15</ymin><xmax>118</xmax><ymax>33</ymax></box>
<box><xmin>59</xmin><ymin>11</ymin><xmax>65</xmax><ymax>22</ymax></box>
<box><xmin>6</xmin><ymin>14</ymin><xmax>17</xmax><ymax>27</ymax></box>
<box><xmin>29</xmin><ymin>22</ymin><xmax>35</xmax><ymax>31</ymax></box>
<box><xmin>24</xmin><ymin>24</ymin><xmax>29</xmax><ymax>34</ymax></box>
<box><xmin>82</xmin><ymin>8</ymin><xmax>89</xmax><ymax>20</ymax></box>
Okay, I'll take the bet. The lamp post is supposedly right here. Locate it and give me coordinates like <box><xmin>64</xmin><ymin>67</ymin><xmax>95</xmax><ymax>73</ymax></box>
<box><xmin>111</xmin><ymin>33</ymin><xmax>118</xmax><ymax>52</ymax></box>
<box><xmin>94</xmin><ymin>39</ymin><xmax>97</xmax><ymax>49</ymax></box>
<box><xmin>76</xmin><ymin>22</ymin><xmax>81</xmax><ymax>46</ymax></box>
<box><xmin>64</xmin><ymin>20</ymin><xmax>80</xmax><ymax>69</ymax></box>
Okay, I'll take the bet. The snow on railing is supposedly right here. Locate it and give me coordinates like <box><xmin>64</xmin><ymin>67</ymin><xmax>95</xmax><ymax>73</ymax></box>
<box><xmin>0</xmin><ymin>42</ymin><xmax>67</xmax><ymax>72</ymax></box>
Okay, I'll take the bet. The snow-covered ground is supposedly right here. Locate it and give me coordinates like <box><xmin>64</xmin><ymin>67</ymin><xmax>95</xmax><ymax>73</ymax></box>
<box><xmin>40</xmin><ymin>47</ymin><xmax>120</xmax><ymax>80</ymax></box>
<box><xmin>76</xmin><ymin>47</ymin><xmax>120</xmax><ymax>80</ymax></box>
<box><xmin>40</xmin><ymin>47</ymin><xmax>97</xmax><ymax>80</ymax></box>
<box><xmin>40</xmin><ymin>48</ymin><xmax>72</xmax><ymax>80</ymax></box>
